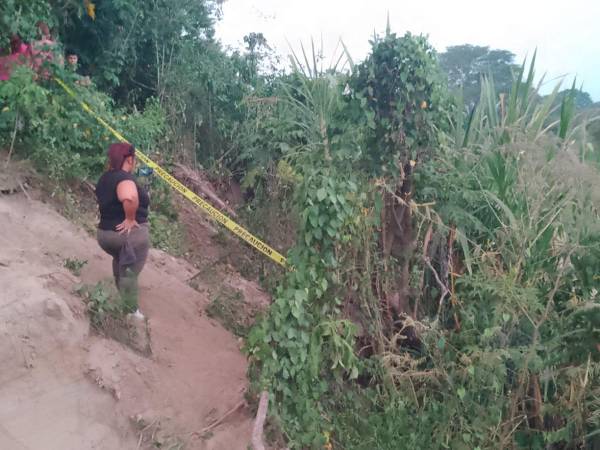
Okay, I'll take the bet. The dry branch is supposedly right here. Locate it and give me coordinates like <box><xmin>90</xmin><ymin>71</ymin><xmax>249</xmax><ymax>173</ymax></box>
<box><xmin>83</xmin><ymin>180</ymin><xmax>96</xmax><ymax>194</ymax></box>
<box><xmin>422</xmin><ymin>256</ymin><xmax>449</xmax><ymax>319</ymax></box>
<box><xmin>446</xmin><ymin>227</ymin><xmax>461</xmax><ymax>331</ymax></box>
<box><xmin>414</xmin><ymin>224</ymin><xmax>433</xmax><ymax>319</ymax></box>
<box><xmin>527</xmin><ymin>373</ymin><xmax>543</xmax><ymax>429</ymax></box>
<box><xmin>243</xmin><ymin>96</ymin><xmax>278</xmax><ymax>106</ymax></box>
<box><xmin>5</xmin><ymin>112</ymin><xmax>19</xmax><ymax>168</ymax></box>
<box><xmin>193</xmin><ymin>400</ymin><xmax>245</xmax><ymax>437</ymax></box>
<box><xmin>18</xmin><ymin>180</ymin><xmax>31</xmax><ymax>201</ymax></box>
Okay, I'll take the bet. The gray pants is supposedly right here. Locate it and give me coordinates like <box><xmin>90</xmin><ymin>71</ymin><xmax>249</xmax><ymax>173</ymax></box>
<box><xmin>96</xmin><ymin>223</ymin><xmax>150</xmax><ymax>312</ymax></box>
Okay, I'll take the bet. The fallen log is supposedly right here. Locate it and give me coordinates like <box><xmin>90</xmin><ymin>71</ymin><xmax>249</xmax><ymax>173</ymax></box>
<box><xmin>173</xmin><ymin>163</ymin><xmax>237</xmax><ymax>217</ymax></box>
<box><xmin>251</xmin><ymin>390</ymin><xmax>269</xmax><ymax>450</ymax></box>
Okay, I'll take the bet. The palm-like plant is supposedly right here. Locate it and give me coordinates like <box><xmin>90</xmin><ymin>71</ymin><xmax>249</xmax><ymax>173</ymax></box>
<box><xmin>450</xmin><ymin>52</ymin><xmax>585</xmax><ymax>150</ymax></box>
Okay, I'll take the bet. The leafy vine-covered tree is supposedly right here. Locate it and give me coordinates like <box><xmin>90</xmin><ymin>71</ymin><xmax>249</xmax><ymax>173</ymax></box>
<box><xmin>346</xmin><ymin>32</ymin><xmax>449</xmax><ymax>318</ymax></box>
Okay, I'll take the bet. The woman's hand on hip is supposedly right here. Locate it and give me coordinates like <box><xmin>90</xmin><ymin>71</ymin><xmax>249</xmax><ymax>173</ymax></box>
<box><xmin>116</xmin><ymin>218</ymin><xmax>139</xmax><ymax>234</ymax></box>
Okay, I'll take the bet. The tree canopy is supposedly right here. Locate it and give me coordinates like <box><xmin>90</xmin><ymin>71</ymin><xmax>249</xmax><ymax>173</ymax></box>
<box><xmin>439</xmin><ymin>44</ymin><xmax>519</xmax><ymax>106</ymax></box>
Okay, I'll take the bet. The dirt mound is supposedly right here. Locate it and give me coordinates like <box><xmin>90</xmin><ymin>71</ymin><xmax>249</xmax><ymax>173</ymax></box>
<box><xmin>0</xmin><ymin>191</ymin><xmax>263</xmax><ymax>449</ymax></box>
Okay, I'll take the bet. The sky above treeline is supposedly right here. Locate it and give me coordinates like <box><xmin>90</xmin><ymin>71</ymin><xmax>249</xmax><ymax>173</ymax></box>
<box><xmin>215</xmin><ymin>0</ymin><xmax>600</xmax><ymax>101</ymax></box>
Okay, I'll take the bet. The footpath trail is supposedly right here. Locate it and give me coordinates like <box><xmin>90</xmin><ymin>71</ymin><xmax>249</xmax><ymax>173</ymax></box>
<box><xmin>0</xmin><ymin>191</ymin><xmax>265</xmax><ymax>449</ymax></box>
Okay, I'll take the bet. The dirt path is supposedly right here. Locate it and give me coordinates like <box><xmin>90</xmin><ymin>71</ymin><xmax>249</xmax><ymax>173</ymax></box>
<box><xmin>0</xmin><ymin>192</ymin><xmax>265</xmax><ymax>449</ymax></box>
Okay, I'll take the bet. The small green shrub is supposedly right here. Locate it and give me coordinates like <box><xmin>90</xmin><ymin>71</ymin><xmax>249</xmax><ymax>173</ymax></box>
<box><xmin>63</xmin><ymin>257</ymin><xmax>87</xmax><ymax>276</ymax></box>
<box><xmin>75</xmin><ymin>281</ymin><xmax>124</xmax><ymax>328</ymax></box>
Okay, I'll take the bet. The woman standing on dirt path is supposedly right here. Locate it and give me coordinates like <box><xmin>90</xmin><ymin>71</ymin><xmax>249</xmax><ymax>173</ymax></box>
<box><xmin>95</xmin><ymin>143</ymin><xmax>150</xmax><ymax>320</ymax></box>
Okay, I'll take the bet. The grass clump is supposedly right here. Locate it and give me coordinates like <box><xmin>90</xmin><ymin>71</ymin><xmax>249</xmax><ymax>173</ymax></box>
<box><xmin>63</xmin><ymin>257</ymin><xmax>88</xmax><ymax>276</ymax></box>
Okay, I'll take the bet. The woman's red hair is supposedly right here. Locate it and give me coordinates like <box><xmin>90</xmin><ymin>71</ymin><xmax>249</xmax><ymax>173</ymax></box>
<box><xmin>107</xmin><ymin>143</ymin><xmax>135</xmax><ymax>170</ymax></box>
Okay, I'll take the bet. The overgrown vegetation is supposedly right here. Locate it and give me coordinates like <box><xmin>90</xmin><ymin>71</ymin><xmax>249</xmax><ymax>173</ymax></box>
<box><xmin>2</xmin><ymin>2</ymin><xmax>599</xmax><ymax>449</ymax></box>
<box><xmin>0</xmin><ymin>66</ymin><xmax>165</xmax><ymax>180</ymax></box>
<box><xmin>246</xmin><ymin>35</ymin><xmax>600</xmax><ymax>449</ymax></box>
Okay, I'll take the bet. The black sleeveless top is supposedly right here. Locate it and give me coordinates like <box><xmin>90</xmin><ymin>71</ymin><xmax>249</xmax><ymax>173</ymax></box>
<box><xmin>95</xmin><ymin>170</ymin><xmax>150</xmax><ymax>231</ymax></box>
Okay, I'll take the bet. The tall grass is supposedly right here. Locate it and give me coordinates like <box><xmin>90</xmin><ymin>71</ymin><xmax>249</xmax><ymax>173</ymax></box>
<box><xmin>451</xmin><ymin>53</ymin><xmax>583</xmax><ymax>150</ymax></box>
<box><xmin>411</xmin><ymin>55</ymin><xmax>600</xmax><ymax>449</ymax></box>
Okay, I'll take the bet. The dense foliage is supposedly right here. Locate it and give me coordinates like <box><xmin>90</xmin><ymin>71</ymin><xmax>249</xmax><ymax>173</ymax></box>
<box><xmin>0</xmin><ymin>66</ymin><xmax>165</xmax><ymax>180</ymax></box>
<box><xmin>247</xmin><ymin>35</ymin><xmax>600</xmax><ymax>450</ymax></box>
<box><xmin>1</xmin><ymin>2</ymin><xmax>599</xmax><ymax>449</ymax></box>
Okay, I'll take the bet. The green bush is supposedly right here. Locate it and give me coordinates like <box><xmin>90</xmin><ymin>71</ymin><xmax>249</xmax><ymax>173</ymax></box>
<box><xmin>0</xmin><ymin>66</ymin><xmax>166</xmax><ymax>181</ymax></box>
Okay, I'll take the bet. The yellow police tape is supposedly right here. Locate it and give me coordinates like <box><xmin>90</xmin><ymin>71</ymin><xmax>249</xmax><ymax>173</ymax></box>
<box><xmin>54</xmin><ymin>77</ymin><xmax>287</xmax><ymax>267</ymax></box>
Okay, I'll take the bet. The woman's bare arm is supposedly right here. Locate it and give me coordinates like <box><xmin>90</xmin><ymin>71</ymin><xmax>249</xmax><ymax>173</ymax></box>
<box><xmin>116</xmin><ymin>180</ymin><xmax>139</xmax><ymax>233</ymax></box>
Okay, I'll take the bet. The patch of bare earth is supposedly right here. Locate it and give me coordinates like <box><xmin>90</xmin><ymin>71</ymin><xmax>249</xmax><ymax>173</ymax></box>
<box><xmin>0</xmin><ymin>176</ymin><xmax>269</xmax><ymax>449</ymax></box>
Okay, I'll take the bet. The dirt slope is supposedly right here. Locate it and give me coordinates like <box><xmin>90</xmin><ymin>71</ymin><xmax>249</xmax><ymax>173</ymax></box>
<box><xmin>0</xmin><ymin>191</ymin><xmax>267</xmax><ymax>450</ymax></box>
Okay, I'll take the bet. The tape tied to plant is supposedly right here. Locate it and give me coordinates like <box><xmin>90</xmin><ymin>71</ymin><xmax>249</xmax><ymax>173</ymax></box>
<box><xmin>54</xmin><ymin>76</ymin><xmax>287</xmax><ymax>267</ymax></box>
